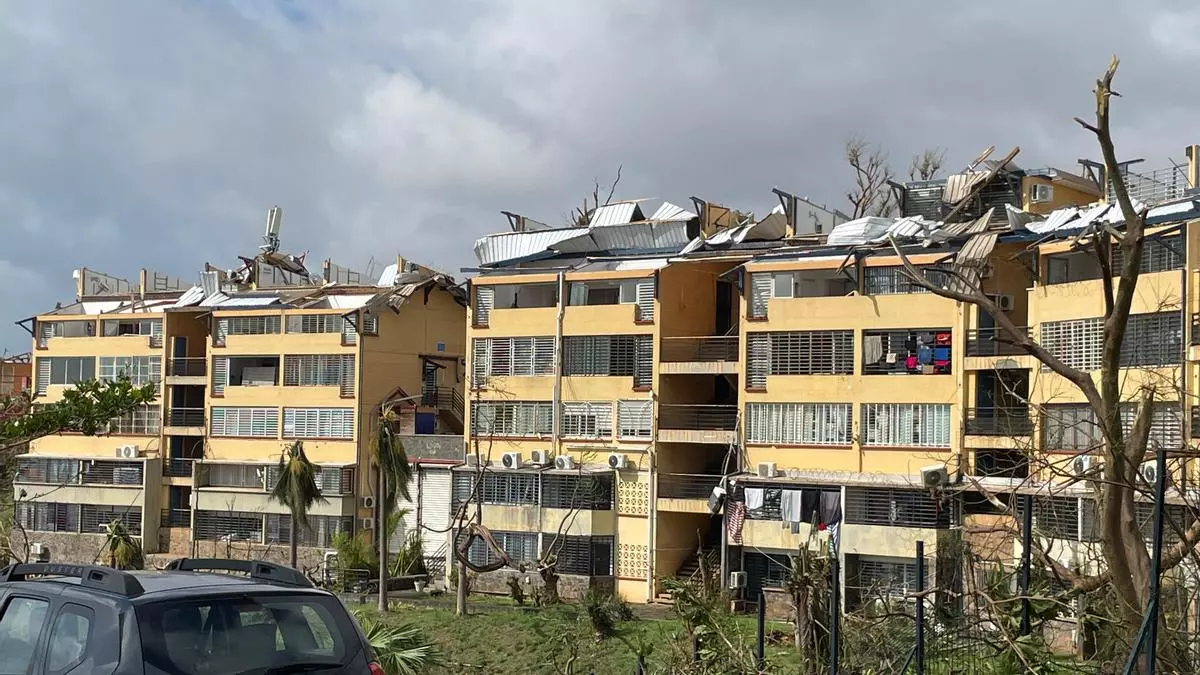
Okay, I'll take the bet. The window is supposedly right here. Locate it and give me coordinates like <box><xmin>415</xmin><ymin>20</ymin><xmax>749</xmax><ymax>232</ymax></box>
<box><xmin>462</xmin><ymin>530</ymin><xmax>540</xmax><ymax>567</ymax></box>
<box><xmin>743</xmin><ymin>551</ymin><xmax>792</xmax><ymax>596</ymax></box>
<box><xmin>862</xmin><ymin>265</ymin><xmax>949</xmax><ymax>295</ymax></box>
<box><xmin>286</xmin><ymin>314</ymin><xmax>344</xmax><ymax>334</ymax></box>
<box><xmin>845</xmin><ymin>487</ymin><xmax>954</xmax><ymax>528</ymax></box>
<box><xmin>561</xmin><ymin>401</ymin><xmax>613</xmax><ymax>438</ymax></box>
<box><xmin>492</xmin><ymin>283</ymin><xmax>558</xmax><ymax>309</ymax></box>
<box><xmin>1038</xmin><ymin>317</ymin><xmax>1102</xmax><ymax>372</ymax></box>
<box><xmin>47</xmin><ymin>605</ymin><xmax>92</xmax><ymax>673</ymax></box>
<box><xmin>851</xmin><ymin>557</ymin><xmax>924</xmax><ymax>602</ymax></box>
<box><xmin>282</xmin><ymin>408</ymin><xmax>355</xmax><ymax>439</ymax></box>
<box><xmin>282</xmin><ymin>355</ymin><xmax>355</xmax><ymax>390</ymax></box>
<box><xmin>1040</xmin><ymin>312</ymin><xmax>1182</xmax><ymax>372</ymax></box>
<box><xmin>542</xmin><ymin>534</ymin><xmax>614</xmax><ymax>576</ymax></box>
<box><xmin>471</xmin><ymin>337</ymin><xmax>555</xmax><ymax>381</ymax></box>
<box><xmin>79</xmin><ymin>505</ymin><xmax>141</xmax><ymax>533</ymax></box>
<box><xmin>862</xmin><ymin>329</ymin><xmax>952</xmax><ymax>375</ymax></box>
<box><xmin>745</xmin><ymin>402</ymin><xmax>852</xmax><ymax>445</ymax></box>
<box><xmin>135</xmin><ymin>595</ymin><xmax>358</xmax><ymax>674</ymax></box>
<box><xmin>745</xmin><ymin>331</ymin><xmax>854</xmax><ymax>388</ymax></box>
<box><xmin>617</xmin><ymin>400</ymin><xmax>652</xmax><ymax>438</ymax></box>
<box><xmin>568</xmin><ymin>279</ymin><xmax>635</xmax><ymax>306</ymax></box>
<box><xmin>1043</xmin><ymin>403</ymin><xmax>1183</xmax><ymax>452</ymax></box>
<box><xmin>99</xmin><ymin>356</ymin><xmax>162</xmax><ymax>387</ymax></box>
<box><xmin>0</xmin><ymin>597</ymin><xmax>50</xmax><ymax>675</ymax></box>
<box><xmin>543</xmin><ymin>474</ymin><xmax>613</xmax><ymax>510</ymax></box>
<box><xmin>194</xmin><ymin>510</ymin><xmax>264</xmax><ymax>540</ymax></box>
<box><xmin>861</xmin><ymin>403</ymin><xmax>951</xmax><ymax>447</ymax></box>
<box><xmin>108</xmin><ymin>405</ymin><xmax>162</xmax><ymax>435</ymax></box>
<box><xmin>470</xmin><ymin>401</ymin><xmax>553</xmax><ymax>437</ymax></box>
<box><xmin>748</xmin><ymin>272</ymin><xmax>773</xmax><ymax>318</ymax></box>
<box><xmin>16</xmin><ymin>458</ymin><xmax>79</xmax><ymax>484</ymax></box>
<box><xmin>1046</xmin><ymin>257</ymin><xmax>1070</xmax><ymax>285</ymax></box>
<box><xmin>472</xmin><ymin>286</ymin><xmax>494</xmax><ymax>327</ymax></box>
<box><xmin>38</xmin><ymin>320</ymin><xmax>94</xmax><ymax>347</ymax></box>
<box><xmin>102</xmin><ymin>318</ymin><xmax>162</xmax><ymax>338</ymax></box>
<box><xmin>215</xmin><ymin>315</ymin><xmax>281</xmax><ymax>345</ymax></box>
<box><xmin>1113</xmin><ymin>236</ymin><xmax>1185</xmax><ymax>274</ymax></box>
<box><xmin>266</xmin><ymin>514</ymin><xmax>353</xmax><ymax>547</ymax></box>
<box><xmin>37</xmin><ymin>357</ymin><xmax>96</xmax><ymax>393</ymax></box>
<box><xmin>561</xmin><ymin>334</ymin><xmax>653</xmax><ymax>387</ymax></box>
<box><xmin>14</xmin><ymin>502</ymin><xmax>80</xmax><ymax>532</ymax></box>
<box><xmin>210</xmin><ymin>407</ymin><xmax>280</xmax><ymax>438</ymax></box>
<box><xmin>1023</xmin><ymin>497</ymin><xmax>1080</xmax><ymax>539</ymax></box>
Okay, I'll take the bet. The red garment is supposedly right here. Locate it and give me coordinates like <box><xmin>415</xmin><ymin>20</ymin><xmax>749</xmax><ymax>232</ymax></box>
<box><xmin>726</xmin><ymin>501</ymin><xmax>747</xmax><ymax>545</ymax></box>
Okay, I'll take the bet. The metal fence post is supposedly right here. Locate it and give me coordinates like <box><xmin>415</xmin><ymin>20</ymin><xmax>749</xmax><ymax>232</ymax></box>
<box><xmin>830</xmin><ymin>553</ymin><xmax>840</xmax><ymax>675</ymax></box>
<box><xmin>1020</xmin><ymin>493</ymin><xmax>1033</xmax><ymax>640</ymax></box>
<box><xmin>757</xmin><ymin>591</ymin><xmax>766</xmax><ymax>672</ymax></box>
<box><xmin>916</xmin><ymin>540</ymin><xmax>926</xmax><ymax>675</ymax></box>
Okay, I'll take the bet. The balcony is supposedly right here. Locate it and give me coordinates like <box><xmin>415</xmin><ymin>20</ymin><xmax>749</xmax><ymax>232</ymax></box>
<box><xmin>162</xmin><ymin>458</ymin><xmax>196</xmax><ymax>478</ymax></box>
<box><xmin>161</xmin><ymin>508</ymin><xmax>192</xmax><ymax>528</ymax></box>
<box><xmin>165</xmin><ymin>407</ymin><xmax>205</xmax><ymax>435</ymax></box>
<box><xmin>1110</xmin><ymin>165</ymin><xmax>1190</xmax><ymax>206</ymax></box>
<box><xmin>659</xmin><ymin>337</ymin><xmax>739</xmax><ymax>375</ymax></box>
<box><xmin>16</xmin><ymin>458</ymin><xmax>143</xmax><ymax>486</ymax></box>
<box><xmin>421</xmin><ymin>386</ymin><xmax>465</xmax><ymax>420</ymax></box>
<box><xmin>166</xmin><ymin>357</ymin><xmax>207</xmax><ymax>384</ymax></box>
<box><xmin>657</xmin><ymin>473</ymin><xmax>723</xmax><ymax>513</ymax></box>
<box><xmin>1192</xmin><ymin>314</ymin><xmax>1200</xmax><ymax>347</ymax></box>
<box><xmin>965</xmin><ymin>407</ymin><xmax>1033</xmax><ymax>436</ymax></box>
<box><xmin>657</xmin><ymin>404</ymin><xmax>738</xmax><ymax>445</ymax></box>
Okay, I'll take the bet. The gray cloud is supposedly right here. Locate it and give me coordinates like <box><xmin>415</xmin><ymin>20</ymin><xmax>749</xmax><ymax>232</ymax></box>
<box><xmin>1</xmin><ymin>0</ymin><xmax>1197</xmax><ymax>350</ymax></box>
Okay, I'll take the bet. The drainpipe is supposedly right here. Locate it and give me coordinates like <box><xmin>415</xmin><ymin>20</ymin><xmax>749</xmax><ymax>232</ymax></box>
<box><xmin>647</xmin><ymin>389</ymin><xmax>658</xmax><ymax>602</ymax></box>
<box><xmin>1181</xmin><ymin>262</ymin><xmax>1190</xmax><ymax>494</ymax></box>
<box><xmin>552</xmin><ymin>272</ymin><xmax>565</xmax><ymax>448</ymax></box>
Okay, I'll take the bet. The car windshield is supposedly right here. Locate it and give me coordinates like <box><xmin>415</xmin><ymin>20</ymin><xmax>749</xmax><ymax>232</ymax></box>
<box><xmin>136</xmin><ymin>593</ymin><xmax>359</xmax><ymax>675</ymax></box>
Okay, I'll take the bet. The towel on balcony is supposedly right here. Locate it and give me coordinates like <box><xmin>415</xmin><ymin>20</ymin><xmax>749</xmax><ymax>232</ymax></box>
<box><xmin>819</xmin><ymin>491</ymin><xmax>843</xmax><ymax>526</ymax></box>
<box><xmin>801</xmin><ymin>490</ymin><xmax>819</xmax><ymax>523</ymax></box>
<box><xmin>726</xmin><ymin>500</ymin><xmax>746</xmax><ymax>545</ymax></box>
<box><xmin>780</xmin><ymin>489</ymin><xmax>803</xmax><ymax>524</ymax></box>
<box><xmin>862</xmin><ymin>335</ymin><xmax>884</xmax><ymax>364</ymax></box>
<box><xmin>744</xmin><ymin>487</ymin><xmax>765</xmax><ymax>510</ymax></box>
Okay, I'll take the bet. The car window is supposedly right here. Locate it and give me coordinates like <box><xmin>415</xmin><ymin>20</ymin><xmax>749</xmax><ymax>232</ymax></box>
<box><xmin>0</xmin><ymin>596</ymin><xmax>50</xmax><ymax>675</ymax></box>
<box><xmin>137</xmin><ymin>594</ymin><xmax>357</xmax><ymax>674</ymax></box>
<box><xmin>47</xmin><ymin>605</ymin><xmax>93</xmax><ymax>673</ymax></box>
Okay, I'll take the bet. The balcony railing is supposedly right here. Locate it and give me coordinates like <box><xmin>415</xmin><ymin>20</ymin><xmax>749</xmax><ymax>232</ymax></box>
<box><xmin>660</xmin><ymin>336</ymin><xmax>739</xmax><ymax>363</ymax></box>
<box><xmin>658</xmin><ymin>404</ymin><xmax>738</xmax><ymax>431</ymax></box>
<box><xmin>16</xmin><ymin>458</ymin><xmax>142</xmax><ymax>486</ymax></box>
<box><xmin>163</xmin><ymin>458</ymin><xmax>196</xmax><ymax>478</ymax></box>
<box><xmin>421</xmin><ymin>387</ymin><xmax>465</xmax><ymax>419</ymax></box>
<box><xmin>167</xmin><ymin>357</ymin><xmax>207</xmax><ymax>377</ymax></box>
<box><xmin>966</xmin><ymin>327</ymin><xmax>1028</xmax><ymax>357</ymax></box>
<box><xmin>161</xmin><ymin>509</ymin><xmax>192</xmax><ymax>527</ymax></box>
<box><xmin>658</xmin><ymin>473</ymin><xmax>724</xmax><ymax>500</ymax></box>
<box><xmin>965</xmin><ymin>407</ymin><xmax>1033</xmax><ymax>436</ymax></box>
<box><xmin>167</xmin><ymin>408</ymin><xmax>205</xmax><ymax>427</ymax></box>
<box><xmin>1110</xmin><ymin>165</ymin><xmax>1190</xmax><ymax>206</ymax></box>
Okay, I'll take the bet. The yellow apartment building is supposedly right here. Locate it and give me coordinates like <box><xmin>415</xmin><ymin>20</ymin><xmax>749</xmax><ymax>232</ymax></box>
<box><xmin>461</xmin><ymin>152</ymin><xmax>1200</xmax><ymax>609</ymax></box>
<box><xmin>13</xmin><ymin>255</ymin><xmax>466</xmax><ymax>571</ymax></box>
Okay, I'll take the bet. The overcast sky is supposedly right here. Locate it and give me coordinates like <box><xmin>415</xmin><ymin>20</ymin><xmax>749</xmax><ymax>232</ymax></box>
<box><xmin>2</xmin><ymin>1</ymin><xmax>1198</xmax><ymax>352</ymax></box>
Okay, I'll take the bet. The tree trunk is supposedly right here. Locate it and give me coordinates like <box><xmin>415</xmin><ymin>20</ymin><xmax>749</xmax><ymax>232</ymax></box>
<box><xmin>455</xmin><ymin>559</ymin><xmax>468</xmax><ymax>616</ymax></box>
<box><xmin>378</xmin><ymin>466</ymin><xmax>388</xmax><ymax>613</ymax></box>
<box><xmin>289</xmin><ymin>514</ymin><xmax>299</xmax><ymax>569</ymax></box>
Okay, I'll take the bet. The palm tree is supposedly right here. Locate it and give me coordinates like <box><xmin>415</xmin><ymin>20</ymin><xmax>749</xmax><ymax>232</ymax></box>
<box><xmin>352</xmin><ymin>607</ymin><xmax>441</xmax><ymax>675</ymax></box>
<box><xmin>103</xmin><ymin>520</ymin><xmax>143</xmax><ymax>570</ymax></box>
<box><xmin>374</xmin><ymin>405</ymin><xmax>413</xmax><ymax>612</ymax></box>
<box><xmin>269</xmin><ymin>440</ymin><xmax>327</xmax><ymax>568</ymax></box>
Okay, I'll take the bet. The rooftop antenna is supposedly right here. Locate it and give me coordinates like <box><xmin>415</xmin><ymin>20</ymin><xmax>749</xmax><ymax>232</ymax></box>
<box><xmin>261</xmin><ymin>206</ymin><xmax>283</xmax><ymax>255</ymax></box>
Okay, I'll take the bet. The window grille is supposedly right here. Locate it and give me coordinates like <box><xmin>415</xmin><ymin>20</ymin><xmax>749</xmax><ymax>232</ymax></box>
<box><xmin>473</xmin><ymin>286</ymin><xmax>494</xmax><ymax>327</ymax></box>
<box><xmin>845</xmin><ymin>487</ymin><xmax>954</xmax><ymax>528</ymax></box>
<box><xmin>206</xmin><ymin>464</ymin><xmax>267</xmax><ymax>489</ymax></box>
<box><xmin>561</xmin><ymin>401</ymin><xmax>614</xmax><ymax>438</ymax></box>
<box><xmin>543</xmin><ymin>474</ymin><xmax>613</xmax><ymax>510</ymax></box>
<box><xmin>1121</xmin><ymin>312</ymin><xmax>1183</xmax><ymax>367</ymax></box>
<box><xmin>1112</xmin><ymin>236</ymin><xmax>1185</xmax><ymax>274</ymax></box>
<box><xmin>39</xmin><ymin>320</ymin><xmax>94</xmax><ymax>346</ymax></box>
<box><xmin>80</xmin><ymin>505</ymin><xmax>142</xmax><ymax>533</ymax></box>
<box><xmin>1018</xmin><ymin>496</ymin><xmax>1080</xmax><ymax>540</ymax></box>
<box><xmin>265</xmin><ymin>514</ymin><xmax>353</xmax><ymax>547</ymax></box>
<box><xmin>340</xmin><ymin>316</ymin><xmax>357</xmax><ymax>345</ymax></box>
<box><xmin>285</xmin><ymin>314</ymin><xmax>343</xmax><ymax>334</ymax></box>
<box><xmin>101</xmin><ymin>318</ymin><xmax>161</xmax><ymax>338</ymax></box>
<box><xmin>863</xmin><ymin>265</ymin><xmax>949</xmax><ymax>295</ymax></box>
<box><xmin>210</xmin><ymin>407</ymin><xmax>280</xmax><ymax>438</ymax></box>
<box><xmin>219</xmin><ymin>315</ymin><xmax>281</xmax><ymax>338</ymax></box>
<box><xmin>1042</xmin><ymin>403</ymin><xmax>1183</xmax><ymax>451</ymax></box>
<box><xmin>472</xmin><ymin>337</ymin><xmax>555</xmax><ymax>379</ymax></box>
<box><xmin>362</xmin><ymin>313</ymin><xmax>379</xmax><ymax>335</ymax></box>
<box><xmin>16</xmin><ymin>458</ymin><xmax>79</xmax><ymax>485</ymax></box>
<box><xmin>861</xmin><ymin>403</ymin><xmax>950</xmax><ymax>447</ymax></box>
<box><xmin>108</xmin><ymin>405</ymin><xmax>162</xmax><ymax>435</ymax></box>
<box><xmin>542</xmin><ymin>534</ymin><xmax>614</xmax><ymax>576</ymax></box>
<box><xmin>743</xmin><ymin>551</ymin><xmax>792</xmax><ymax>595</ymax></box>
<box><xmin>634</xmin><ymin>335</ymin><xmax>653</xmax><ymax>388</ymax></box>
<box><xmin>617</xmin><ymin>400</ymin><xmax>653</xmax><ymax>438</ymax></box>
<box><xmin>745</xmin><ymin>402</ymin><xmax>852</xmax><ymax>445</ymax></box>
<box><xmin>99</xmin><ymin>356</ymin><xmax>162</xmax><ymax>387</ymax></box>
<box><xmin>470</xmin><ymin>401</ymin><xmax>553</xmax><ymax>437</ymax></box>
<box><xmin>282</xmin><ymin>408</ymin><xmax>355</xmax><ymax>439</ymax></box>
<box><xmin>81</xmin><ymin>461</ymin><xmax>143</xmax><ymax>485</ymax></box>
<box><xmin>460</xmin><ymin>530</ymin><xmax>540</xmax><ymax>567</ymax></box>
<box><xmin>745</xmin><ymin>332</ymin><xmax>853</xmax><ymax>387</ymax></box>
<box><xmin>15</xmin><ymin>502</ymin><xmax>81</xmax><ymax>533</ymax></box>
<box><xmin>282</xmin><ymin>355</ymin><xmax>355</xmax><ymax>392</ymax></box>
<box><xmin>194</xmin><ymin>510</ymin><xmax>263</xmax><ymax>542</ymax></box>
<box><xmin>862</xmin><ymin>329</ymin><xmax>952</xmax><ymax>375</ymax></box>
<box><xmin>851</xmin><ymin>557</ymin><xmax>925</xmax><ymax>601</ymax></box>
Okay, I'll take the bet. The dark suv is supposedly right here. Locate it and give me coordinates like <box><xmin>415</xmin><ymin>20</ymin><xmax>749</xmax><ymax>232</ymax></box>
<box><xmin>0</xmin><ymin>558</ymin><xmax>382</xmax><ymax>674</ymax></box>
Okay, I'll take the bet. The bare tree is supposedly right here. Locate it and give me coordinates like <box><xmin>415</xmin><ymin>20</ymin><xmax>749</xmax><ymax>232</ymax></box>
<box><xmin>909</xmin><ymin>148</ymin><xmax>946</xmax><ymax>181</ymax></box>
<box><xmin>569</xmin><ymin>166</ymin><xmax>624</xmax><ymax>227</ymax></box>
<box><xmin>888</xmin><ymin>57</ymin><xmax>1197</xmax><ymax>670</ymax></box>
<box><xmin>846</xmin><ymin>138</ymin><xmax>897</xmax><ymax>218</ymax></box>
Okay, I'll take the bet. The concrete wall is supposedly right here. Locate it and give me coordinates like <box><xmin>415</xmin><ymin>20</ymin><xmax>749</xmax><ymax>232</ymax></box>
<box><xmin>468</xmin><ymin>569</ymin><xmax>615</xmax><ymax>600</ymax></box>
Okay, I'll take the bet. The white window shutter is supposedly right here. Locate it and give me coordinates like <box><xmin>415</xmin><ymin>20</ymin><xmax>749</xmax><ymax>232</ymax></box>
<box><xmin>211</xmin><ymin>357</ymin><xmax>228</xmax><ymax>396</ymax></box>
<box><xmin>474</xmin><ymin>287</ymin><xmax>494</xmax><ymax>326</ymax></box>
<box><xmin>746</xmin><ymin>334</ymin><xmax>770</xmax><ymax>389</ymax></box>
<box><xmin>749</xmin><ymin>273</ymin><xmax>773</xmax><ymax>318</ymax></box>
<box><xmin>635</xmin><ymin>278</ymin><xmax>655</xmax><ymax>322</ymax></box>
<box><xmin>36</xmin><ymin>358</ymin><xmax>50</xmax><ymax>395</ymax></box>
<box><xmin>341</xmin><ymin>316</ymin><xmax>357</xmax><ymax>345</ymax></box>
<box><xmin>471</xmin><ymin>338</ymin><xmax>490</xmax><ymax>386</ymax></box>
<box><xmin>215</xmin><ymin>318</ymin><xmax>228</xmax><ymax>346</ymax></box>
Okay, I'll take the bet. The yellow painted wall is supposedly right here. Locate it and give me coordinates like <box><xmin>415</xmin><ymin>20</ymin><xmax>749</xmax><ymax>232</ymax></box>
<box><xmin>193</xmin><ymin>488</ymin><xmax>356</xmax><ymax>517</ymax></box>
<box><xmin>29</xmin><ymin>432</ymin><xmax>164</xmax><ymax>458</ymax></box>
<box><xmin>477</xmin><ymin>505</ymin><xmax>615</xmax><ymax>536</ymax></box>
<box><xmin>164</xmin><ymin>311</ymin><xmax>210</xmax><ymax>358</ymax></box>
<box><xmin>1020</xmin><ymin>176</ymin><xmax>1100</xmax><ymax>215</ymax></box>
<box><xmin>204</xmin><ymin>438</ymin><xmax>356</xmax><ymax>464</ymax></box>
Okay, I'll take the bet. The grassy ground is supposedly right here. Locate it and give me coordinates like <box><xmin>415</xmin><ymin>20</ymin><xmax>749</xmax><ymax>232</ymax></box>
<box><xmin>362</xmin><ymin>596</ymin><xmax>801</xmax><ymax>674</ymax></box>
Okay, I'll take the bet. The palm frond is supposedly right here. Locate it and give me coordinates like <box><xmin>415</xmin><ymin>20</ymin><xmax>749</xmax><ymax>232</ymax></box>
<box><xmin>269</xmin><ymin>440</ymin><xmax>327</xmax><ymax>529</ymax></box>
<box><xmin>353</xmin><ymin>608</ymin><xmax>442</xmax><ymax>675</ymax></box>
<box><xmin>374</xmin><ymin>407</ymin><xmax>413</xmax><ymax>508</ymax></box>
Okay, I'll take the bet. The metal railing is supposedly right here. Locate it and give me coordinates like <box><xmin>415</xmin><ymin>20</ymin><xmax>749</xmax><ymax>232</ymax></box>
<box><xmin>81</xmin><ymin>461</ymin><xmax>144</xmax><ymax>486</ymax></box>
<box><xmin>1110</xmin><ymin>165</ymin><xmax>1190</xmax><ymax>206</ymax></box>
<box><xmin>162</xmin><ymin>458</ymin><xmax>196</xmax><ymax>478</ymax></box>
<box><xmin>167</xmin><ymin>407</ymin><xmax>205</xmax><ymax>427</ymax></box>
<box><xmin>660</xmin><ymin>336</ymin><xmax>739</xmax><ymax>362</ymax></box>
<box><xmin>161</xmin><ymin>509</ymin><xmax>192</xmax><ymax>527</ymax></box>
<box><xmin>964</xmin><ymin>407</ymin><xmax>1033</xmax><ymax>436</ymax></box>
<box><xmin>421</xmin><ymin>386</ymin><xmax>466</xmax><ymax>420</ymax></box>
<box><xmin>658</xmin><ymin>473</ymin><xmax>724</xmax><ymax>500</ymax></box>
<box><xmin>167</xmin><ymin>357</ymin><xmax>206</xmax><ymax>377</ymax></box>
<box><xmin>451</xmin><ymin>387</ymin><xmax>464</xmax><ymax>419</ymax></box>
<box><xmin>658</xmin><ymin>404</ymin><xmax>739</xmax><ymax>431</ymax></box>
<box><xmin>966</xmin><ymin>327</ymin><xmax>1028</xmax><ymax>357</ymax></box>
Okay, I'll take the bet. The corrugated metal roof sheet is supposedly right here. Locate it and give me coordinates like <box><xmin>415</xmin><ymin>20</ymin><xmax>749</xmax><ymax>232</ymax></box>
<box><xmin>474</xmin><ymin>228</ymin><xmax>585</xmax><ymax>266</ymax></box>
<box><xmin>588</xmin><ymin>202</ymin><xmax>643</xmax><ymax>227</ymax></box>
<box><xmin>377</xmin><ymin>263</ymin><xmax>398</xmax><ymax>287</ymax></box>
<box><xmin>588</xmin><ymin>220</ymin><xmax>690</xmax><ymax>252</ymax></box>
<box><xmin>650</xmin><ymin>201</ymin><xmax>697</xmax><ymax>222</ymax></box>
<box><xmin>172</xmin><ymin>286</ymin><xmax>206</xmax><ymax>308</ymax></box>
<box><xmin>326</xmin><ymin>294</ymin><xmax>378</xmax><ymax>309</ymax></box>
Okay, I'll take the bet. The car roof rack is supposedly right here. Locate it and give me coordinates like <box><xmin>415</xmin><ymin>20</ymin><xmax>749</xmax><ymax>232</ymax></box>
<box><xmin>165</xmin><ymin>558</ymin><xmax>312</xmax><ymax>588</ymax></box>
<box><xmin>0</xmin><ymin>563</ymin><xmax>144</xmax><ymax>597</ymax></box>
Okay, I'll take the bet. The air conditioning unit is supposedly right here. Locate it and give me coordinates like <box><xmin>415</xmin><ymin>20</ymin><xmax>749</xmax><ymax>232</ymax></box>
<box><xmin>985</xmin><ymin>293</ymin><xmax>1014</xmax><ymax>312</ymax></box>
<box><xmin>29</xmin><ymin>543</ymin><xmax>49</xmax><ymax>557</ymax></box>
<box><xmin>359</xmin><ymin>517</ymin><xmax>375</xmax><ymax>531</ymax></box>
<box><xmin>1031</xmin><ymin>183</ymin><xmax>1054</xmax><ymax>204</ymax></box>
<box><xmin>920</xmin><ymin>464</ymin><xmax>949</xmax><ymax>488</ymax></box>
<box><xmin>360</xmin><ymin>496</ymin><xmax>376</xmax><ymax>510</ymax></box>
<box><xmin>530</xmin><ymin>450</ymin><xmax>551</xmax><ymax>466</ymax></box>
<box><xmin>707</xmin><ymin>484</ymin><xmax>727</xmax><ymax>514</ymax></box>
<box><xmin>756</xmin><ymin>462</ymin><xmax>777</xmax><ymax>478</ymax></box>
<box><xmin>728</xmin><ymin>571</ymin><xmax>747</xmax><ymax>590</ymax></box>
<box><xmin>1072</xmin><ymin>455</ymin><xmax>1096</xmax><ymax>476</ymax></box>
<box><xmin>1140</xmin><ymin>461</ymin><xmax>1161</xmax><ymax>486</ymax></box>
<box><xmin>115</xmin><ymin>445</ymin><xmax>140</xmax><ymax>459</ymax></box>
<box><xmin>554</xmin><ymin>456</ymin><xmax>576</xmax><ymax>470</ymax></box>
<box><xmin>607</xmin><ymin>453</ymin><xmax>630</xmax><ymax>470</ymax></box>
<box><xmin>464</xmin><ymin>454</ymin><xmax>480</xmax><ymax>468</ymax></box>
<box><xmin>501</xmin><ymin>452</ymin><xmax>522</xmax><ymax>470</ymax></box>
